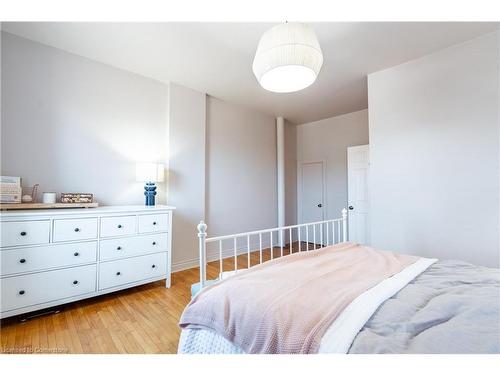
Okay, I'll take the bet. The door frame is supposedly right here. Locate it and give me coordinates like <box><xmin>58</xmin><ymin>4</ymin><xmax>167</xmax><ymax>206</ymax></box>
<box><xmin>296</xmin><ymin>159</ymin><xmax>327</xmax><ymax>225</ymax></box>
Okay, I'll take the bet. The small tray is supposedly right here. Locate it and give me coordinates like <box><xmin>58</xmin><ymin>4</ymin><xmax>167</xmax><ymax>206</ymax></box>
<box><xmin>0</xmin><ymin>202</ymin><xmax>99</xmax><ymax>210</ymax></box>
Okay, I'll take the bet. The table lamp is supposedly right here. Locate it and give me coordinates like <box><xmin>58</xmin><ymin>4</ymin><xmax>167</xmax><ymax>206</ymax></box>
<box><xmin>136</xmin><ymin>162</ymin><xmax>164</xmax><ymax>206</ymax></box>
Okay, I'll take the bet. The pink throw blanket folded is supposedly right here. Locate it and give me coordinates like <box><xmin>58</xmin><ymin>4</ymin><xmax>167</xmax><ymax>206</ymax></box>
<box><xmin>179</xmin><ymin>242</ymin><xmax>419</xmax><ymax>354</ymax></box>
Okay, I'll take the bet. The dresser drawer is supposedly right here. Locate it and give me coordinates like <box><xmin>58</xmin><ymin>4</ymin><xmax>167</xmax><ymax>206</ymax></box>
<box><xmin>100</xmin><ymin>215</ymin><xmax>137</xmax><ymax>238</ymax></box>
<box><xmin>1</xmin><ymin>241</ymin><xmax>97</xmax><ymax>277</ymax></box>
<box><xmin>98</xmin><ymin>252</ymin><xmax>167</xmax><ymax>290</ymax></box>
<box><xmin>138</xmin><ymin>213</ymin><xmax>169</xmax><ymax>233</ymax></box>
<box><xmin>100</xmin><ymin>233</ymin><xmax>168</xmax><ymax>261</ymax></box>
<box><xmin>1</xmin><ymin>220</ymin><xmax>50</xmax><ymax>248</ymax></box>
<box><xmin>53</xmin><ymin>218</ymin><xmax>98</xmax><ymax>242</ymax></box>
<box><xmin>1</xmin><ymin>264</ymin><xmax>97</xmax><ymax>313</ymax></box>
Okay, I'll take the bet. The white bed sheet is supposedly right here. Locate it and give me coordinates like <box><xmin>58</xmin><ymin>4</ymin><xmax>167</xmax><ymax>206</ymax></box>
<box><xmin>178</xmin><ymin>258</ymin><xmax>437</xmax><ymax>354</ymax></box>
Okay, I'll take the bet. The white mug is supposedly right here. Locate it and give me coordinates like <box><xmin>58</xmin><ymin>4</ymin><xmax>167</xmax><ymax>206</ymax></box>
<box><xmin>42</xmin><ymin>192</ymin><xmax>57</xmax><ymax>204</ymax></box>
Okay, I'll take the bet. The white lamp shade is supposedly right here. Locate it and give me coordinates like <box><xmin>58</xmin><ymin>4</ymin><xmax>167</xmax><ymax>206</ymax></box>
<box><xmin>252</xmin><ymin>23</ymin><xmax>323</xmax><ymax>93</ymax></box>
<box><xmin>136</xmin><ymin>162</ymin><xmax>165</xmax><ymax>183</ymax></box>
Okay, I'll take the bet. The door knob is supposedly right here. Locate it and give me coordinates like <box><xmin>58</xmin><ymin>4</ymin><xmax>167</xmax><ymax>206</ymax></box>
<box><xmin>348</xmin><ymin>206</ymin><xmax>354</xmax><ymax>210</ymax></box>
<box><xmin>317</xmin><ymin>204</ymin><xmax>322</xmax><ymax>208</ymax></box>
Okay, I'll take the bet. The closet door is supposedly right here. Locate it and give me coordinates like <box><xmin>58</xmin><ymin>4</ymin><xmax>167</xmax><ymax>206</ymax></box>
<box><xmin>300</xmin><ymin>161</ymin><xmax>325</xmax><ymax>246</ymax></box>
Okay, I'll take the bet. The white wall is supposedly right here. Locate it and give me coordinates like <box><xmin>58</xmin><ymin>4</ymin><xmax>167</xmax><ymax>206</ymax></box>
<box><xmin>1</xmin><ymin>32</ymin><xmax>168</xmax><ymax>205</ymax></box>
<box><xmin>0</xmin><ymin>32</ymin><xmax>294</xmax><ymax>272</ymax></box>
<box><xmin>368</xmin><ymin>32</ymin><xmax>499</xmax><ymax>267</ymax></box>
<box><xmin>206</xmin><ymin>96</ymin><xmax>277</xmax><ymax>252</ymax></box>
<box><xmin>297</xmin><ymin>110</ymin><xmax>369</xmax><ymax>221</ymax></box>
<box><xmin>168</xmin><ymin>83</ymin><xmax>206</xmax><ymax>270</ymax></box>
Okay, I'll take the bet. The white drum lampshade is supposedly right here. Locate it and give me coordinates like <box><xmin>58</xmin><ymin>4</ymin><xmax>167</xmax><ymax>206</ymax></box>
<box><xmin>252</xmin><ymin>23</ymin><xmax>323</xmax><ymax>93</ymax></box>
<box><xmin>135</xmin><ymin>162</ymin><xmax>165</xmax><ymax>183</ymax></box>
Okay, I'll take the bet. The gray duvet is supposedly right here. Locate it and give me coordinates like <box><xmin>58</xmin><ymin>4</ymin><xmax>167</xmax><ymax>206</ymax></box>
<box><xmin>348</xmin><ymin>260</ymin><xmax>500</xmax><ymax>354</ymax></box>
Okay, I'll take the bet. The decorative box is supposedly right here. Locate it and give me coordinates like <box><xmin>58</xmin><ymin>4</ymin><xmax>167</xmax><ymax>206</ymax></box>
<box><xmin>60</xmin><ymin>193</ymin><xmax>94</xmax><ymax>204</ymax></box>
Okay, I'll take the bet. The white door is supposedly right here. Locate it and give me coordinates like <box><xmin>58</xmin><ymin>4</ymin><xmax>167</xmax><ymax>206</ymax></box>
<box><xmin>347</xmin><ymin>145</ymin><xmax>370</xmax><ymax>244</ymax></box>
<box><xmin>300</xmin><ymin>161</ymin><xmax>324</xmax><ymax>245</ymax></box>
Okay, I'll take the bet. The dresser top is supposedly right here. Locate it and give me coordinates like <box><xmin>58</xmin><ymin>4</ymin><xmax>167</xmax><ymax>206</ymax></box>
<box><xmin>0</xmin><ymin>204</ymin><xmax>175</xmax><ymax>218</ymax></box>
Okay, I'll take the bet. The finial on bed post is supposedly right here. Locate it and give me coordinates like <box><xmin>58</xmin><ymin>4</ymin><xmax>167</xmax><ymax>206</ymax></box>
<box><xmin>341</xmin><ymin>208</ymin><xmax>348</xmax><ymax>242</ymax></box>
<box><xmin>197</xmin><ymin>221</ymin><xmax>207</xmax><ymax>235</ymax></box>
<box><xmin>198</xmin><ymin>221</ymin><xmax>208</xmax><ymax>288</ymax></box>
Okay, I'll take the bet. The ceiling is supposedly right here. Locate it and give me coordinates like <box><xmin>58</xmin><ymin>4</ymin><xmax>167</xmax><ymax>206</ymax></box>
<box><xmin>2</xmin><ymin>22</ymin><xmax>499</xmax><ymax>124</ymax></box>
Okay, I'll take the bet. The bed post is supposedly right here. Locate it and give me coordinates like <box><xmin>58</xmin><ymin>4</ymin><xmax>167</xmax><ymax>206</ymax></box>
<box><xmin>341</xmin><ymin>208</ymin><xmax>348</xmax><ymax>242</ymax></box>
<box><xmin>197</xmin><ymin>221</ymin><xmax>208</xmax><ymax>288</ymax></box>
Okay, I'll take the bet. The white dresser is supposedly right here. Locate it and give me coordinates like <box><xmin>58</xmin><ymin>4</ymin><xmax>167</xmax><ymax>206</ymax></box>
<box><xmin>0</xmin><ymin>205</ymin><xmax>175</xmax><ymax>318</ymax></box>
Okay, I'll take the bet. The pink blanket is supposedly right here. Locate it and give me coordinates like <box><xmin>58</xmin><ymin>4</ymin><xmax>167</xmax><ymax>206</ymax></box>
<box><xmin>179</xmin><ymin>242</ymin><xmax>419</xmax><ymax>354</ymax></box>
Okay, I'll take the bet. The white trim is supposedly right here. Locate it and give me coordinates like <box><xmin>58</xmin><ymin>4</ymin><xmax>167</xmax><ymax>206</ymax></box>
<box><xmin>172</xmin><ymin>258</ymin><xmax>199</xmax><ymax>273</ymax></box>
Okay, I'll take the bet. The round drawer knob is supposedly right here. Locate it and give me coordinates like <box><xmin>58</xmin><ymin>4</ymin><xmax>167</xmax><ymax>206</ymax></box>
<box><xmin>74</xmin><ymin>252</ymin><xmax>80</xmax><ymax>256</ymax></box>
<box><xmin>117</xmin><ymin>224</ymin><xmax>122</xmax><ymax>228</ymax></box>
<box><xmin>116</xmin><ymin>271</ymin><xmax>121</xmax><ymax>276</ymax></box>
<box><xmin>151</xmin><ymin>264</ymin><xmax>156</xmax><ymax>269</ymax></box>
<box><xmin>117</xmin><ymin>246</ymin><xmax>122</xmax><ymax>250</ymax></box>
<box><xmin>74</xmin><ymin>228</ymin><xmax>80</xmax><ymax>232</ymax></box>
<box><xmin>20</xmin><ymin>231</ymin><xmax>27</xmax><ymax>236</ymax></box>
<box><xmin>73</xmin><ymin>280</ymin><xmax>79</xmax><ymax>285</ymax></box>
<box><xmin>19</xmin><ymin>258</ymin><xmax>26</xmax><ymax>264</ymax></box>
<box><xmin>19</xmin><ymin>290</ymin><xmax>25</xmax><ymax>295</ymax></box>
<box><xmin>152</xmin><ymin>242</ymin><xmax>156</xmax><ymax>246</ymax></box>
<box><xmin>153</xmin><ymin>222</ymin><xmax>157</xmax><ymax>225</ymax></box>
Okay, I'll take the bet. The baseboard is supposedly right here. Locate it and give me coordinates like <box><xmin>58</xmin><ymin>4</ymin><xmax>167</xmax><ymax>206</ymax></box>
<box><xmin>171</xmin><ymin>258</ymin><xmax>199</xmax><ymax>273</ymax></box>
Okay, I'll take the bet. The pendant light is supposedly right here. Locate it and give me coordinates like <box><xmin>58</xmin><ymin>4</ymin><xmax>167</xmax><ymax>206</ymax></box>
<box><xmin>252</xmin><ymin>22</ymin><xmax>323</xmax><ymax>93</ymax></box>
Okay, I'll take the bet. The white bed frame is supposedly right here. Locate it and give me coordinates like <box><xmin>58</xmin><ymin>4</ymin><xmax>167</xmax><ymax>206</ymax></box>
<box><xmin>197</xmin><ymin>208</ymin><xmax>348</xmax><ymax>287</ymax></box>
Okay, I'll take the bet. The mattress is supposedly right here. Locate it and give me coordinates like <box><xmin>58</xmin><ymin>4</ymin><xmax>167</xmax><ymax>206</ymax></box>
<box><xmin>179</xmin><ymin>259</ymin><xmax>472</xmax><ymax>354</ymax></box>
<box><xmin>179</xmin><ymin>259</ymin><xmax>500</xmax><ymax>354</ymax></box>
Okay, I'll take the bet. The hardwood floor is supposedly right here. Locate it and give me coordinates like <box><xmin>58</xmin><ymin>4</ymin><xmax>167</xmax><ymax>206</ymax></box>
<box><xmin>0</xmin><ymin>243</ymin><xmax>311</xmax><ymax>354</ymax></box>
